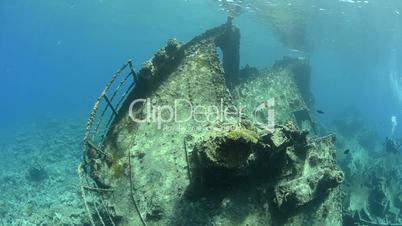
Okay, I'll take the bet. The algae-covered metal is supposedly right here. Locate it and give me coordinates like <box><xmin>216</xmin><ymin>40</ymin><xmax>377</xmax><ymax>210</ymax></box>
<box><xmin>79</xmin><ymin>19</ymin><xmax>344</xmax><ymax>226</ymax></box>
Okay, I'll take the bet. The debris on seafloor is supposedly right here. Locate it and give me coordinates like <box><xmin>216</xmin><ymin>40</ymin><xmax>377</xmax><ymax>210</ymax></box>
<box><xmin>333</xmin><ymin>111</ymin><xmax>402</xmax><ymax>226</ymax></box>
<box><xmin>79</xmin><ymin>18</ymin><xmax>344</xmax><ymax>226</ymax></box>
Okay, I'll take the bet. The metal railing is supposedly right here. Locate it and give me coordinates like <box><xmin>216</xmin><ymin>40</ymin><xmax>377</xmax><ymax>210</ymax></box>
<box><xmin>83</xmin><ymin>60</ymin><xmax>137</xmax><ymax>162</ymax></box>
<box><xmin>78</xmin><ymin>60</ymin><xmax>138</xmax><ymax>226</ymax></box>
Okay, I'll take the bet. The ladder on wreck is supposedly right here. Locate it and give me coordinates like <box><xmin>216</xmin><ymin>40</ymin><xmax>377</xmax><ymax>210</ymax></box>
<box><xmin>78</xmin><ymin>60</ymin><xmax>140</xmax><ymax>226</ymax></box>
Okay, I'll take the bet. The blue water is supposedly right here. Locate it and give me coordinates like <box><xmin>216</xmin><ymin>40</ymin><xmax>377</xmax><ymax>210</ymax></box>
<box><xmin>1</xmin><ymin>0</ymin><xmax>402</xmax><ymax>223</ymax></box>
<box><xmin>0</xmin><ymin>1</ymin><xmax>288</xmax><ymax>132</ymax></box>
<box><xmin>1</xmin><ymin>0</ymin><xmax>401</xmax><ymax>137</ymax></box>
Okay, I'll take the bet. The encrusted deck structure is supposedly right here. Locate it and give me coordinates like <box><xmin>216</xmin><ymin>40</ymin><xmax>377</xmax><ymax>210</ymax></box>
<box><xmin>79</xmin><ymin>19</ymin><xmax>344</xmax><ymax>226</ymax></box>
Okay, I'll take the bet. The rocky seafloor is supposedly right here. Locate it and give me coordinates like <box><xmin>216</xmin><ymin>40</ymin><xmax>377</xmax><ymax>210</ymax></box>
<box><xmin>0</xmin><ymin>116</ymin><xmax>90</xmax><ymax>225</ymax></box>
<box><xmin>2</xmin><ymin>19</ymin><xmax>402</xmax><ymax>226</ymax></box>
<box><xmin>2</xmin><ymin>113</ymin><xmax>402</xmax><ymax>225</ymax></box>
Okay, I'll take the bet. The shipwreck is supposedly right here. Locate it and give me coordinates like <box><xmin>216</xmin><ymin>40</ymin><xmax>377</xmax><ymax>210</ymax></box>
<box><xmin>78</xmin><ymin>18</ymin><xmax>344</xmax><ymax>226</ymax></box>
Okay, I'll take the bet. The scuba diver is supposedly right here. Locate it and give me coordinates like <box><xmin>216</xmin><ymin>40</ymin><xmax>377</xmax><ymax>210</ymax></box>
<box><xmin>385</xmin><ymin>137</ymin><xmax>401</xmax><ymax>154</ymax></box>
<box><xmin>385</xmin><ymin>116</ymin><xmax>401</xmax><ymax>154</ymax></box>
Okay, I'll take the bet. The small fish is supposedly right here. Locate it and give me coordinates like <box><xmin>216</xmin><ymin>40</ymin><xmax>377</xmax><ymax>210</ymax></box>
<box><xmin>344</xmin><ymin>149</ymin><xmax>350</xmax><ymax>154</ymax></box>
<box><xmin>316</xmin><ymin>110</ymin><xmax>325</xmax><ymax>114</ymax></box>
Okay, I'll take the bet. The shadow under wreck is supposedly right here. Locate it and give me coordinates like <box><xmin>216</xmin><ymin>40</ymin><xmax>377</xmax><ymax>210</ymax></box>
<box><xmin>78</xmin><ymin>18</ymin><xmax>344</xmax><ymax>226</ymax></box>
